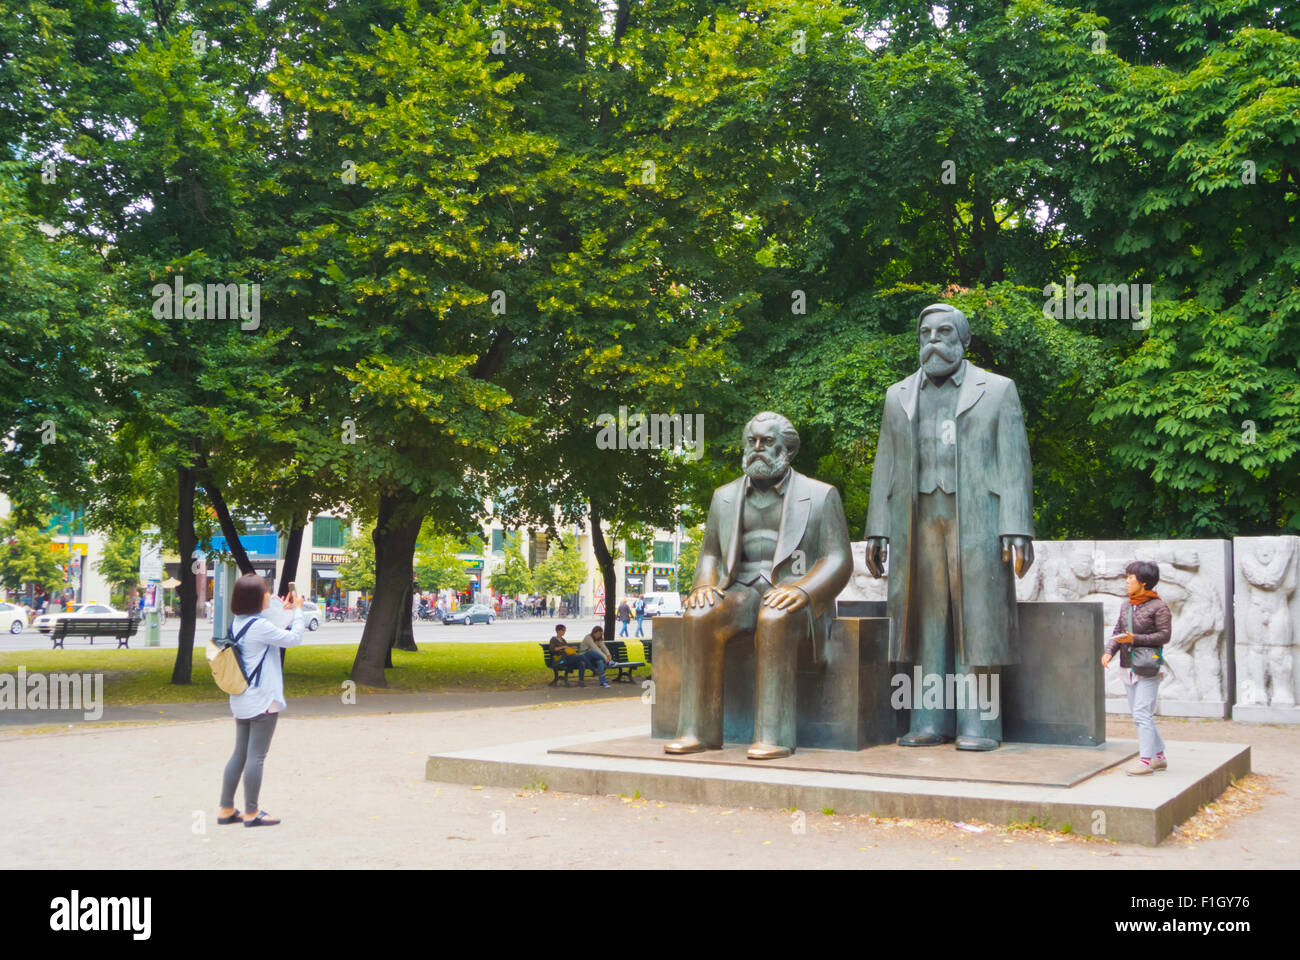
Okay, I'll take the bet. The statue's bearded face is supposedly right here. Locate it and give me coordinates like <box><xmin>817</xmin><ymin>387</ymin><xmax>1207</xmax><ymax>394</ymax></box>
<box><xmin>919</xmin><ymin>312</ymin><xmax>965</xmax><ymax>378</ymax></box>
<box><xmin>743</xmin><ymin>421</ymin><xmax>791</xmax><ymax>481</ymax></box>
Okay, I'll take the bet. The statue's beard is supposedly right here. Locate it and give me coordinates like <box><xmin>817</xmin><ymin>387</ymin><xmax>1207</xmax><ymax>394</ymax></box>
<box><xmin>921</xmin><ymin>342</ymin><xmax>963</xmax><ymax>378</ymax></box>
<box><xmin>744</xmin><ymin>450</ymin><xmax>790</xmax><ymax>482</ymax></box>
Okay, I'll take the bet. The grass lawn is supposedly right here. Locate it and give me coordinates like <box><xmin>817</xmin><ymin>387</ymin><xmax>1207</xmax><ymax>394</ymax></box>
<box><xmin>0</xmin><ymin>641</ymin><xmax>650</xmax><ymax>706</ymax></box>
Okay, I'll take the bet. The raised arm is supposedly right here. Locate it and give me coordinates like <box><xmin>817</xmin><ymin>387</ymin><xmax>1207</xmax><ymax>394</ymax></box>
<box><xmin>256</xmin><ymin>608</ymin><xmax>306</xmax><ymax>648</ymax></box>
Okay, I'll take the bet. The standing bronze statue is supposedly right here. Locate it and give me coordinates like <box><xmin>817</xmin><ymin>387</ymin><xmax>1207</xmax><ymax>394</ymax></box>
<box><xmin>666</xmin><ymin>412</ymin><xmax>853</xmax><ymax>759</ymax></box>
<box><xmin>864</xmin><ymin>304</ymin><xmax>1034</xmax><ymax>751</ymax></box>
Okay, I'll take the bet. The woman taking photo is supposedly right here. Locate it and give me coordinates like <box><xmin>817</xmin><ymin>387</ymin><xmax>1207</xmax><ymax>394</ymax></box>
<box><xmin>218</xmin><ymin>575</ymin><xmax>306</xmax><ymax>827</ymax></box>
<box><xmin>1101</xmin><ymin>560</ymin><xmax>1172</xmax><ymax>776</ymax></box>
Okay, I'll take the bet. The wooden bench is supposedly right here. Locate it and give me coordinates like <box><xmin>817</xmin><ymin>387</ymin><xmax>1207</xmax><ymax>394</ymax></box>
<box><xmin>603</xmin><ymin>640</ymin><xmax>645</xmax><ymax>683</ymax></box>
<box><xmin>50</xmin><ymin>616</ymin><xmax>142</xmax><ymax>650</ymax></box>
<box><xmin>540</xmin><ymin>643</ymin><xmax>596</xmax><ymax>686</ymax></box>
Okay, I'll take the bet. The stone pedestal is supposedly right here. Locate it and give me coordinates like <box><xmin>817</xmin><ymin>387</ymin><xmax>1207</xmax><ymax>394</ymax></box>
<box><xmin>650</xmin><ymin>600</ymin><xmax>1106</xmax><ymax>749</ymax></box>
<box><xmin>649</xmin><ymin>616</ymin><xmax>900</xmax><ymax>750</ymax></box>
<box><xmin>847</xmin><ymin>539</ymin><xmax>1235</xmax><ymax>718</ymax></box>
<box><xmin>837</xmin><ymin>599</ymin><xmax>1106</xmax><ymax>747</ymax></box>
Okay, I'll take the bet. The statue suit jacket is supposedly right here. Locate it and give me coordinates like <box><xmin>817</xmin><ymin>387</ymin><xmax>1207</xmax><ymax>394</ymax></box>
<box><xmin>692</xmin><ymin>468</ymin><xmax>852</xmax><ymax>662</ymax></box>
<box><xmin>865</xmin><ymin>361</ymin><xmax>1034</xmax><ymax>665</ymax></box>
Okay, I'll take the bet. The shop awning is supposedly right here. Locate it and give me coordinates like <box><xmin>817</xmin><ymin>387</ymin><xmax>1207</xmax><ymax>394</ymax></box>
<box><xmin>315</xmin><ymin>570</ymin><xmax>340</xmax><ymax>579</ymax></box>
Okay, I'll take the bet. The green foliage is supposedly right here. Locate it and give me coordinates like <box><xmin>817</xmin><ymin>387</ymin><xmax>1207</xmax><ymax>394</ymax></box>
<box><xmin>0</xmin><ymin>515</ymin><xmax>67</xmax><ymax>592</ymax></box>
<box><xmin>489</xmin><ymin>541</ymin><xmax>533</xmax><ymax>597</ymax></box>
<box><xmin>414</xmin><ymin>526</ymin><xmax>471</xmax><ymax>593</ymax></box>
<box><xmin>533</xmin><ymin>533</ymin><xmax>588</xmax><ymax>598</ymax></box>
<box><xmin>337</xmin><ymin>523</ymin><xmax>375</xmax><ymax>595</ymax></box>
<box><xmin>93</xmin><ymin>529</ymin><xmax>142</xmax><ymax>595</ymax></box>
<box><xmin>675</xmin><ymin>525</ymin><xmax>705</xmax><ymax>592</ymax></box>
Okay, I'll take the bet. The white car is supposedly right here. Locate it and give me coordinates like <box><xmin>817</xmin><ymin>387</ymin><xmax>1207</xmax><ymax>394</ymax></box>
<box><xmin>642</xmin><ymin>592</ymin><xmax>684</xmax><ymax>617</ymax></box>
<box><xmin>302</xmin><ymin>600</ymin><xmax>321</xmax><ymax>631</ymax></box>
<box><xmin>0</xmin><ymin>602</ymin><xmax>29</xmax><ymax>634</ymax></box>
<box><xmin>33</xmin><ymin>602</ymin><xmax>126</xmax><ymax>634</ymax></box>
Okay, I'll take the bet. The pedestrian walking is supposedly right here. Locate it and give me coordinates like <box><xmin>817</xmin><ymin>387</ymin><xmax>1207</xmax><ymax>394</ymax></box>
<box><xmin>1101</xmin><ymin>560</ymin><xmax>1172</xmax><ymax>776</ymax></box>
<box><xmin>217</xmin><ymin>575</ymin><xmax>306</xmax><ymax>828</ymax></box>
<box><xmin>618</xmin><ymin>599</ymin><xmax>631</xmax><ymax>637</ymax></box>
<box><xmin>634</xmin><ymin>596</ymin><xmax>646</xmax><ymax>638</ymax></box>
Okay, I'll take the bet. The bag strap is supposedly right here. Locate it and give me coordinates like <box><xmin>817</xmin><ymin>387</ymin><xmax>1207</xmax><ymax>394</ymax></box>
<box><xmin>229</xmin><ymin>618</ymin><xmax>267</xmax><ymax>686</ymax></box>
<box><xmin>245</xmin><ymin>649</ymin><xmax>271</xmax><ymax>687</ymax></box>
<box><xmin>1127</xmin><ymin>604</ymin><xmax>1134</xmax><ymax>638</ymax></box>
<box><xmin>226</xmin><ymin>619</ymin><xmax>256</xmax><ymax>644</ymax></box>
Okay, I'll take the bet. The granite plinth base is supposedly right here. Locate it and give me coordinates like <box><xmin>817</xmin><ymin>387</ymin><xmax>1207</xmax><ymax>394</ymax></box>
<box><xmin>649</xmin><ymin>615</ymin><xmax>901</xmax><ymax>750</ymax></box>
<box><xmin>425</xmin><ymin>727</ymin><xmax>1251</xmax><ymax>846</ymax></box>
<box><xmin>648</xmin><ymin>601</ymin><xmax>1107</xmax><ymax>751</ymax></box>
<box><xmin>553</xmin><ymin>735</ymin><xmax>1133</xmax><ymax>788</ymax></box>
<box><xmin>836</xmin><ymin>600</ymin><xmax>1107</xmax><ymax>746</ymax></box>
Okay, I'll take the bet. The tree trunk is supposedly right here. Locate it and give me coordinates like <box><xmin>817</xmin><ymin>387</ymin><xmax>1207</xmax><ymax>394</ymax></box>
<box><xmin>351</xmin><ymin>493</ymin><xmax>423</xmax><ymax>686</ymax></box>
<box><xmin>170</xmin><ymin>465</ymin><xmax>199</xmax><ymax>685</ymax></box>
<box><xmin>589</xmin><ymin>505</ymin><xmax>617</xmax><ymax>643</ymax></box>
<box><xmin>203</xmin><ymin>474</ymin><xmax>254</xmax><ymax>575</ymax></box>
<box><xmin>277</xmin><ymin>522</ymin><xmax>306</xmax><ymax>597</ymax></box>
<box><xmin>392</xmin><ymin>581</ymin><xmax>417</xmax><ymax>653</ymax></box>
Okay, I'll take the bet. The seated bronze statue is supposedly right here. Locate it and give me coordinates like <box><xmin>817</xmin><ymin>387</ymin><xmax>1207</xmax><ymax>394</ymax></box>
<box><xmin>666</xmin><ymin>412</ymin><xmax>852</xmax><ymax>759</ymax></box>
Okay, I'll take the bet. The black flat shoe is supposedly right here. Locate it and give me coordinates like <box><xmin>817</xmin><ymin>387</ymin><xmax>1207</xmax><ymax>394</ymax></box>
<box><xmin>217</xmin><ymin>810</ymin><xmax>242</xmax><ymax>825</ymax></box>
<box><xmin>244</xmin><ymin>812</ymin><xmax>281</xmax><ymax>827</ymax></box>
<box><xmin>899</xmin><ymin>732</ymin><xmax>944</xmax><ymax>746</ymax></box>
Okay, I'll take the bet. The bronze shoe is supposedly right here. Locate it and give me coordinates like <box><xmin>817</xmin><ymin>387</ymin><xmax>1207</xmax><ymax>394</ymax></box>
<box><xmin>954</xmin><ymin>735</ymin><xmax>1000</xmax><ymax>751</ymax></box>
<box><xmin>898</xmin><ymin>732</ymin><xmax>944</xmax><ymax>747</ymax></box>
<box><xmin>746</xmin><ymin>742</ymin><xmax>793</xmax><ymax>760</ymax></box>
<box><xmin>664</xmin><ymin>735</ymin><xmax>709</xmax><ymax>755</ymax></box>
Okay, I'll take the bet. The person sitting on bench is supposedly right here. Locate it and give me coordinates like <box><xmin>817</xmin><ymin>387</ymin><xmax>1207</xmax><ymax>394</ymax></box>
<box><xmin>579</xmin><ymin>626</ymin><xmax>613</xmax><ymax>688</ymax></box>
<box><xmin>548</xmin><ymin>624</ymin><xmax>610</xmax><ymax>687</ymax></box>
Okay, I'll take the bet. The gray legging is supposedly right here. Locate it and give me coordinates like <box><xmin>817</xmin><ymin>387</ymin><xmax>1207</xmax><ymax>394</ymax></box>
<box><xmin>220</xmin><ymin>712</ymin><xmax>279</xmax><ymax>812</ymax></box>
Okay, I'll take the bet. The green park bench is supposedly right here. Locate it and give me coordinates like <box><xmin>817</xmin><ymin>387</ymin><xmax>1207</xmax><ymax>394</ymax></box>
<box><xmin>603</xmin><ymin>640</ymin><xmax>645</xmax><ymax>683</ymax></box>
<box><xmin>540</xmin><ymin>643</ymin><xmax>593</xmax><ymax>686</ymax></box>
<box><xmin>49</xmin><ymin>616</ymin><xmax>142</xmax><ymax>650</ymax></box>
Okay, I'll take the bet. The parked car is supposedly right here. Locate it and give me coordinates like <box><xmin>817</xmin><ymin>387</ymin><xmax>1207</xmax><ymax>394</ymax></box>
<box><xmin>642</xmin><ymin>592</ymin><xmax>684</xmax><ymax>617</ymax></box>
<box><xmin>301</xmin><ymin>600</ymin><xmax>321</xmax><ymax>631</ymax></box>
<box><xmin>442</xmin><ymin>603</ymin><xmax>495</xmax><ymax>625</ymax></box>
<box><xmin>33</xmin><ymin>602</ymin><xmax>127</xmax><ymax>634</ymax></box>
<box><xmin>0</xmin><ymin>601</ymin><xmax>29</xmax><ymax>634</ymax></box>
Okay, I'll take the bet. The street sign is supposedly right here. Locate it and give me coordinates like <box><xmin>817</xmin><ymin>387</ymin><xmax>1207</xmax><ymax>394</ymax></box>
<box><xmin>140</xmin><ymin>530</ymin><xmax>163</xmax><ymax>582</ymax></box>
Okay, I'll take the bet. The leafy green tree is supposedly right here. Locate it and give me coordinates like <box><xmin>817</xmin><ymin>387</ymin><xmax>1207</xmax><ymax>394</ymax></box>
<box><xmin>489</xmin><ymin>541</ymin><xmax>533</xmax><ymax>598</ymax></box>
<box><xmin>1000</xmin><ymin>0</ymin><xmax>1300</xmax><ymax>534</ymax></box>
<box><xmin>0</xmin><ymin>515</ymin><xmax>68</xmax><ymax>595</ymax></box>
<box><xmin>414</xmin><ymin>528</ymin><xmax>470</xmax><ymax>595</ymax></box>
<box><xmin>94</xmin><ymin>530</ymin><xmax>143</xmax><ymax>607</ymax></box>
<box><xmin>272</xmin><ymin>2</ymin><xmax>537</xmax><ymax>683</ymax></box>
<box><xmin>337</xmin><ymin>523</ymin><xmax>375</xmax><ymax>596</ymax></box>
<box><xmin>675</xmin><ymin>525</ymin><xmax>705</xmax><ymax>593</ymax></box>
<box><xmin>533</xmin><ymin>533</ymin><xmax>588</xmax><ymax>605</ymax></box>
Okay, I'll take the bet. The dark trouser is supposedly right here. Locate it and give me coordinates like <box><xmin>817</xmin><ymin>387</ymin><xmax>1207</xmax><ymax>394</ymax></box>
<box><xmin>675</xmin><ymin>582</ymin><xmax>804</xmax><ymax>750</ymax></box>
<box><xmin>910</xmin><ymin>491</ymin><xmax>1002</xmax><ymax>741</ymax></box>
<box><xmin>220</xmin><ymin>712</ymin><xmax>279</xmax><ymax>811</ymax></box>
<box><xmin>562</xmin><ymin>652</ymin><xmax>606</xmax><ymax>681</ymax></box>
